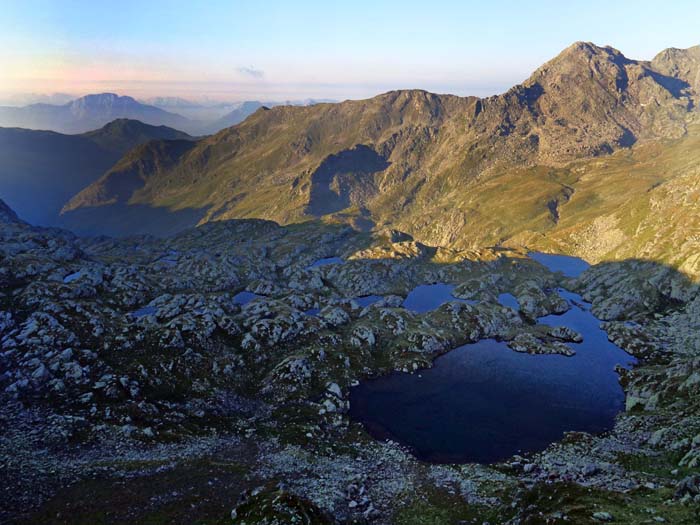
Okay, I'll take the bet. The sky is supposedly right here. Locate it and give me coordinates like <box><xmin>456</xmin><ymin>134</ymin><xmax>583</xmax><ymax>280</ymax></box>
<box><xmin>1</xmin><ymin>0</ymin><xmax>699</xmax><ymax>104</ymax></box>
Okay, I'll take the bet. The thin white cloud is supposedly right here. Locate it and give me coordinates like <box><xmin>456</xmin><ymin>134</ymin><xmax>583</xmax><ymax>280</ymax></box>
<box><xmin>237</xmin><ymin>66</ymin><xmax>264</xmax><ymax>79</ymax></box>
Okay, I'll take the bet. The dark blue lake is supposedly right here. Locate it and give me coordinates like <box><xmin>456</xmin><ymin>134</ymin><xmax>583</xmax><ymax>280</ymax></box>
<box><xmin>529</xmin><ymin>251</ymin><xmax>590</xmax><ymax>278</ymax></box>
<box><xmin>497</xmin><ymin>292</ymin><xmax>520</xmax><ymax>310</ymax></box>
<box><xmin>355</xmin><ymin>295</ymin><xmax>384</xmax><ymax>308</ymax></box>
<box><xmin>402</xmin><ymin>283</ymin><xmax>477</xmax><ymax>313</ymax></box>
<box><xmin>130</xmin><ymin>305</ymin><xmax>157</xmax><ymax>318</ymax></box>
<box><xmin>307</xmin><ymin>257</ymin><xmax>344</xmax><ymax>269</ymax></box>
<box><xmin>349</xmin><ymin>254</ymin><xmax>635</xmax><ymax>463</ymax></box>
<box><xmin>63</xmin><ymin>270</ymin><xmax>83</xmax><ymax>284</ymax></box>
<box><xmin>233</xmin><ymin>291</ymin><xmax>261</xmax><ymax>305</ymax></box>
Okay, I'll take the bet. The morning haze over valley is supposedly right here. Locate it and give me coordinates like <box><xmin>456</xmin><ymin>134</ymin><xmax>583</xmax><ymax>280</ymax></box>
<box><xmin>1</xmin><ymin>1</ymin><xmax>700</xmax><ymax>524</ymax></box>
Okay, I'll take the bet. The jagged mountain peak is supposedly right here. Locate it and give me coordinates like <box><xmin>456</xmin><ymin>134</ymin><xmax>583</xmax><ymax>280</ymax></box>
<box><xmin>651</xmin><ymin>45</ymin><xmax>700</xmax><ymax>93</ymax></box>
<box><xmin>653</xmin><ymin>44</ymin><xmax>700</xmax><ymax>62</ymax></box>
<box><xmin>555</xmin><ymin>40</ymin><xmax>622</xmax><ymax>59</ymax></box>
<box><xmin>525</xmin><ymin>41</ymin><xmax>633</xmax><ymax>86</ymax></box>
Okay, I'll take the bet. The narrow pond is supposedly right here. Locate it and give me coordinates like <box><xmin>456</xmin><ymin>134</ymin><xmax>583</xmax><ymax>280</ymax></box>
<box><xmin>307</xmin><ymin>256</ymin><xmax>344</xmax><ymax>269</ymax></box>
<box><xmin>349</xmin><ymin>252</ymin><xmax>636</xmax><ymax>463</ymax></box>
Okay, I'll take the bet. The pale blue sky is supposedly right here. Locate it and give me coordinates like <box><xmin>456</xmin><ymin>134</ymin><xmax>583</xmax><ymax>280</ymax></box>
<box><xmin>1</xmin><ymin>0</ymin><xmax>699</xmax><ymax>102</ymax></box>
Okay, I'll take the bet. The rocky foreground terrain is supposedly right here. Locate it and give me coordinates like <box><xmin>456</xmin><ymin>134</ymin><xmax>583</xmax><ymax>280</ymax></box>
<box><xmin>1</xmin><ymin>198</ymin><xmax>698</xmax><ymax>524</ymax></box>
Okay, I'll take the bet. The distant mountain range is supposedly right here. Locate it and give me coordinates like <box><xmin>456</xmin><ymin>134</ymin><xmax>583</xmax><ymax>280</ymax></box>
<box><xmin>204</xmin><ymin>101</ymin><xmax>267</xmax><ymax>133</ymax></box>
<box><xmin>142</xmin><ymin>97</ymin><xmax>259</xmax><ymax>125</ymax></box>
<box><xmin>0</xmin><ymin>94</ymin><xmax>337</xmax><ymax>136</ymax></box>
<box><xmin>0</xmin><ymin>93</ymin><xmax>191</xmax><ymax>135</ymax></box>
<box><xmin>0</xmin><ymin>119</ymin><xmax>192</xmax><ymax>225</ymax></box>
<box><xmin>0</xmin><ymin>92</ymin><xmax>75</xmax><ymax>106</ymax></box>
<box><xmin>56</xmin><ymin>42</ymin><xmax>700</xmax><ymax>276</ymax></box>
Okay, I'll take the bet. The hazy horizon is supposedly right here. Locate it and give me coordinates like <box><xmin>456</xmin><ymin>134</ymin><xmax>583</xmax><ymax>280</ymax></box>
<box><xmin>0</xmin><ymin>91</ymin><xmax>340</xmax><ymax>108</ymax></box>
<box><xmin>2</xmin><ymin>0</ymin><xmax>700</xmax><ymax>104</ymax></box>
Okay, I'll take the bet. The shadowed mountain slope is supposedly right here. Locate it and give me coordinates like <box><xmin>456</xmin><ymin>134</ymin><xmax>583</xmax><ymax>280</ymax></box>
<box><xmin>0</xmin><ymin>120</ymin><xmax>193</xmax><ymax>225</ymax></box>
<box><xmin>80</xmin><ymin>118</ymin><xmax>193</xmax><ymax>153</ymax></box>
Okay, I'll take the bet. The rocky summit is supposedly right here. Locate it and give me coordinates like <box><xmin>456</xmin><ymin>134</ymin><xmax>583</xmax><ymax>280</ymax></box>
<box><xmin>1</xmin><ymin>39</ymin><xmax>700</xmax><ymax>525</ymax></box>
